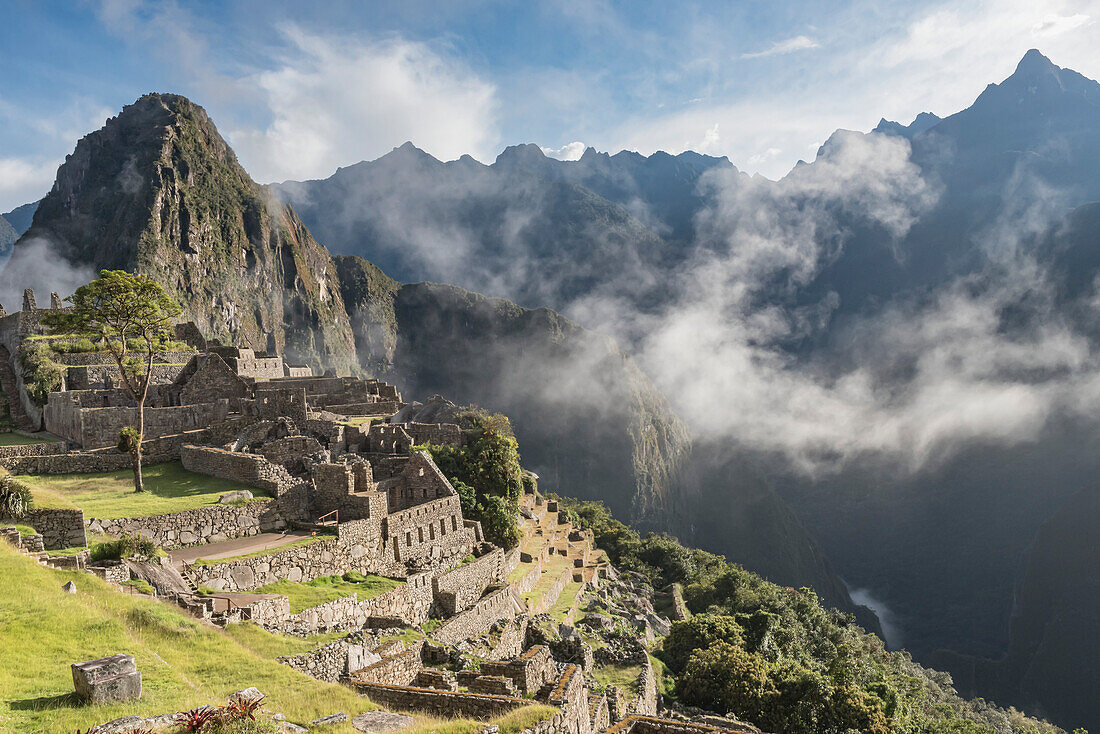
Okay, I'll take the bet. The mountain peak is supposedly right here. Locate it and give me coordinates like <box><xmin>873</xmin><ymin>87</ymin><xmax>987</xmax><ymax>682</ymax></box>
<box><xmin>494</xmin><ymin>143</ymin><xmax>547</xmax><ymax>165</ymax></box>
<box><xmin>1015</xmin><ymin>48</ymin><xmax>1056</xmax><ymax>76</ymax></box>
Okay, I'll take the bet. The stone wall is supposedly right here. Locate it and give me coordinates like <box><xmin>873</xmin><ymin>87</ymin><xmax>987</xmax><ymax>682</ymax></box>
<box><xmin>433</xmin><ymin>586</ymin><xmax>520</xmax><ymax>645</ymax></box>
<box><xmin>0</xmin><ymin>441</ymin><xmax>67</xmax><ymax>459</ymax></box>
<box><xmin>480</xmin><ymin>645</ymin><xmax>557</xmax><ymax>694</ymax></box>
<box><xmin>23</xmin><ymin>508</ymin><xmax>86</xmax><ymax>550</ymax></box>
<box><xmin>353</xmin><ymin>641</ymin><xmax>424</xmax><ymax>686</ymax></box>
<box><xmin>180</xmin><ymin>445</ymin><xmax>298</xmax><ymax>495</ymax></box>
<box><xmin>189</xmin><ymin>521</ymin><xmax>405</xmax><ymax>592</ymax></box>
<box><xmin>355</xmin><ymin>682</ymin><xmax>530</xmax><ymax>719</ymax></box>
<box><xmin>386</xmin><ymin>495</ymin><xmax>473</xmax><ymax>567</ymax></box>
<box><xmin>402</xmin><ymin>422</ymin><xmax>464</xmax><ymax>447</ymax></box>
<box><xmin>602</xmin><ymin>717</ymin><xmax>756</xmax><ymax>734</ymax></box>
<box><xmin>0</xmin><ymin>450</ymin><xmax>172</xmax><ymax>474</ymax></box>
<box><xmin>489</xmin><ymin>617</ymin><xmax>529</xmax><ymax>661</ymax></box>
<box><xmin>279</xmin><ymin>639</ymin><xmax>381</xmax><ymax>683</ymax></box>
<box><xmin>433</xmin><ymin>547</ymin><xmax>506</xmax><ymax>616</ymax></box>
<box><xmin>263</xmin><ymin>573</ymin><xmax>432</xmax><ymax>635</ymax></box>
<box><xmin>45</xmin><ymin>392</ymin><xmax>231</xmax><ymax>449</ymax></box>
<box><xmin>529</xmin><ymin>566</ymin><xmax>573</xmax><ymax>614</ymax></box>
<box><xmin>54</xmin><ymin>351</ymin><xmax>196</xmax><ymax>367</ymax></box>
<box><xmin>539</xmin><ymin>665</ymin><xmax>591</xmax><ymax>734</ymax></box>
<box><xmin>87</xmin><ymin>500</ymin><xmax>287</xmax><ymax>549</ymax></box>
<box><xmin>669</xmin><ymin>584</ymin><xmax>689</xmax><ymax>621</ymax></box>
<box><xmin>66</xmin><ymin>364</ymin><xmax>185</xmax><ymax>391</ymax></box>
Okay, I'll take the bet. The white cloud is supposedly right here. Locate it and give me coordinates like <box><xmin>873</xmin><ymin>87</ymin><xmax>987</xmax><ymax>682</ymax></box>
<box><xmin>0</xmin><ymin>158</ymin><xmax>58</xmax><ymax>213</ymax></box>
<box><xmin>541</xmin><ymin>141</ymin><xmax>587</xmax><ymax>160</ymax></box>
<box><xmin>740</xmin><ymin>34</ymin><xmax>820</xmax><ymax>59</ymax></box>
<box><xmin>227</xmin><ymin>27</ymin><xmax>499</xmax><ymax>183</ymax></box>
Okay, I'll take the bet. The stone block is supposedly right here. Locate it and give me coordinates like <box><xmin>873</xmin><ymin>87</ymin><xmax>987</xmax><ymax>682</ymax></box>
<box><xmin>71</xmin><ymin>654</ymin><xmax>141</xmax><ymax>703</ymax></box>
<box><xmin>352</xmin><ymin>710</ymin><xmax>414</xmax><ymax>732</ymax></box>
<box><xmin>312</xmin><ymin>712</ymin><xmax>349</xmax><ymax>726</ymax></box>
<box><xmin>220</xmin><ymin>490</ymin><xmax>254</xmax><ymax>504</ymax></box>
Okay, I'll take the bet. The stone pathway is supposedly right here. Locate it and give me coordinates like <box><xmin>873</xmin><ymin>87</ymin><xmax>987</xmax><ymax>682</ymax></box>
<box><xmin>168</xmin><ymin>530</ymin><xmax>314</xmax><ymax>566</ymax></box>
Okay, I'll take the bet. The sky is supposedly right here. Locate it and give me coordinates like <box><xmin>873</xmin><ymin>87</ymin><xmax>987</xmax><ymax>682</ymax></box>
<box><xmin>1</xmin><ymin>0</ymin><xmax>1099</xmax><ymax>212</ymax></box>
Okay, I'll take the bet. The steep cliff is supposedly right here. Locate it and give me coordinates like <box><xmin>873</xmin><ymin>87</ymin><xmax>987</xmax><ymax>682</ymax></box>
<box><xmin>4</xmin><ymin>93</ymin><xmax>356</xmax><ymax>372</ymax></box>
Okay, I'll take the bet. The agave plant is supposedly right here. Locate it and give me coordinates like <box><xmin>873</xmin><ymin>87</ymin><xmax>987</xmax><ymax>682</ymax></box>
<box><xmin>225</xmin><ymin>693</ymin><xmax>266</xmax><ymax>721</ymax></box>
<box><xmin>175</xmin><ymin>705</ymin><xmax>223</xmax><ymax>732</ymax></box>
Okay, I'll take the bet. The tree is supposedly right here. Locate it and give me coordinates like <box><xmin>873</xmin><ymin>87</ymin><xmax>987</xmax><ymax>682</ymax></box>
<box><xmin>44</xmin><ymin>270</ymin><xmax>181</xmax><ymax>492</ymax></box>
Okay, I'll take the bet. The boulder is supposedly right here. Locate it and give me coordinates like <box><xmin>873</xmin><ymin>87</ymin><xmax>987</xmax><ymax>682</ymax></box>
<box><xmin>62</xmin><ymin>580</ymin><xmax>77</xmax><ymax>594</ymax></box>
<box><xmin>312</xmin><ymin>712</ymin><xmax>349</xmax><ymax>726</ymax></box>
<box><xmin>72</xmin><ymin>654</ymin><xmax>141</xmax><ymax>703</ymax></box>
<box><xmin>228</xmin><ymin>686</ymin><xmax>264</xmax><ymax>704</ymax></box>
<box><xmin>219</xmin><ymin>490</ymin><xmax>254</xmax><ymax>504</ymax></box>
<box><xmin>352</xmin><ymin>710</ymin><xmax>415</xmax><ymax>732</ymax></box>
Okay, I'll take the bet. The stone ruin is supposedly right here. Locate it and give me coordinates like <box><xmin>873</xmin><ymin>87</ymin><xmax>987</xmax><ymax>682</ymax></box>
<box><xmin>0</xmin><ymin>309</ymin><xmax>760</xmax><ymax>734</ymax></box>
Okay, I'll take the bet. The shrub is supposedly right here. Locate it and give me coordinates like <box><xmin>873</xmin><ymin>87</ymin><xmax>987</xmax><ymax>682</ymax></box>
<box><xmin>342</xmin><ymin>570</ymin><xmax>367</xmax><ymax>583</ymax></box>
<box><xmin>90</xmin><ymin>533</ymin><xmax>157</xmax><ymax>562</ymax></box>
<box><xmin>0</xmin><ymin>475</ymin><xmax>33</xmax><ymax>519</ymax></box>
<box><xmin>18</xmin><ymin>342</ymin><xmax>63</xmax><ymax>403</ymax></box>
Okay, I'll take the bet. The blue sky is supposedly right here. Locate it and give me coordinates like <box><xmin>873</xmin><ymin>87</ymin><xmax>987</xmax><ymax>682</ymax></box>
<box><xmin>1</xmin><ymin>0</ymin><xmax>1099</xmax><ymax>211</ymax></box>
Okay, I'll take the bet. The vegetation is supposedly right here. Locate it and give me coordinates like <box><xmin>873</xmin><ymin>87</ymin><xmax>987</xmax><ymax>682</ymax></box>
<box><xmin>0</xmin><ymin>474</ymin><xmax>34</xmax><ymax>519</ymax></box>
<box><xmin>592</xmin><ymin>663</ymin><xmax>643</xmax><ymax>693</ymax></box>
<box><xmin>0</xmin><ymin>431</ymin><xmax>61</xmax><ymax>446</ymax></box>
<box><xmin>90</xmin><ymin>533</ymin><xmax>158</xmax><ymax>562</ymax></box>
<box><xmin>254</xmin><ymin>574</ymin><xmax>403</xmax><ymax>613</ymax></box>
<box><xmin>18</xmin><ymin>340</ymin><xmax>64</xmax><ymax>403</ymax></box>
<box><xmin>17</xmin><ymin>461</ymin><xmax>264</xmax><ymax>518</ymax></box>
<box><xmin>564</xmin><ymin>499</ymin><xmax>1068</xmax><ymax>734</ymax></box>
<box><xmin>419</xmin><ymin>410</ymin><xmax>524</xmax><ymax>548</ymax></box>
<box><xmin>0</xmin><ymin>542</ymin><xmax>373</xmax><ymax>733</ymax></box>
<box><xmin>42</xmin><ymin>270</ymin><xmax>183</xmax><ymax>492</ymax></box>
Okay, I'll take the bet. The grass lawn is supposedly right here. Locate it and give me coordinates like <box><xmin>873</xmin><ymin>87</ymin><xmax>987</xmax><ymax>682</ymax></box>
<box><xmin>224</xmin><ymin>623</ymin><xmax>345</xmax><ymax>659</ymax></box>
<box><xmin>0</xmin><ymin>543</ymin><xmax>373</xmax><ymax>733</ymax></box>
<box><xmin>522</xmin><ymin>554</ymin><xmax>571</xmax><ymax>610</ymax></box>
<box><xmin>17</xmin><ymin>461</ymin><xmax>268</xmax><ymax>519</ymax></box>
<box><xmin>592</xmin><ymin>663</ymin><xmax>643</xmax><ymax>693</ymax></box>
<box><xmin>254</xmin><ymin>574</ymin><xmax>404</xmax><ymax>613</ymax></box>
<box><xmin>547</xmin><ymin>579</ymin><xmax>583</xmax><ymax>624</ymax></box>
<box><xmin>0</xmin><ymin>432</ymin><xmax>60</xmax><ymax>446</ymax></box>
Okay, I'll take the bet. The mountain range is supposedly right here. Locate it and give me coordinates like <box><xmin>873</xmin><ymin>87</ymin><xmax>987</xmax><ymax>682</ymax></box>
<box><xmin>6</xmin><ymin>48</ymin><xmax>1100</xmax><ymax>730</ymax></box>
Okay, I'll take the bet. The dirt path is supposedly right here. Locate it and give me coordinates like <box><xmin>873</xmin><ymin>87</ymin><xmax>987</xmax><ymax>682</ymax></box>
<box><xmin>168</xmin><ymin>530</ymin><xmax>315</xmax><ymax>566</ymax></box>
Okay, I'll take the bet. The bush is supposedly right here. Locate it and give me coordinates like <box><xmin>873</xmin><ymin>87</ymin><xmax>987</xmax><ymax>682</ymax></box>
<box><xmin>342</xmin><ymin>571</ymin><xmax>367</xmax><ymax>583</ymax></box>
<box><xmin>17</xmin><ymin>342</ymin><xmax>63</xmax><ymax>404</ymax></box>
<box><xmin>420</xmin><ymin>409</ymin><xmax>526</xmax><ymax>548</ymax></box>
<box><xmin>90</xmin><ymin>533</ymin><xmax>157</xmax><ymax>562</ymax></box>
<box><xmin>0</xmin><ymin>475</ymin><xmax>33</xmax><ymax>519</ymax></box>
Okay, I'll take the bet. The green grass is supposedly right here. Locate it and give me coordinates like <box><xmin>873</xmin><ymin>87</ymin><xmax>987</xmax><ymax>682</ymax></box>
<box><xmin>191</xmin><ymin>537</ymin><xmax>326</xmax><ymax>567</ymax></box>
<box><xmin>0</xmin><ymin>432</ymin><xmax>60</xmax><ymax>446</ymax></box>
<box><xmin>0</xmin><ymin>543</ymin><xmax>371</xmax><ymax>733</ymax></box>
<box><xmin>122</xmin><ymin>578</ymin><xmax>155</xmax><ymax>595</ymax></box>
<box><xmin>592</xmin><ymin>663</ymin><xmax>643</xmax><ymax>693</ymax></box>
<box><xmin>18</xmin><ymin>462</ymin><xmax>267</xmax><ymax>519</ymax></box>
<box><xmin>45</xmin><ymin>546</ymin><xmax>87</xmax><ymax>557</ymax></box>
<box><xmin>547</xmin><ymin>580</ymin><xmax>583</xmax><ymax>624</ymax></box>
<box><xmin>13</xmin><ymin>524</ymin><xmax>36</xmax><ymax>537</ymax></box>
<box><xmin>381</xmin><ymin>628</ymin><xmax>426</xmax><ymax>647</ymax></box>
<box><xmin>254</xmin><ymin>574</ymin><xmax>403</xmax><ymax>613</ymax></box>
<box><xmin>394</xmin><ymin>705</ymin><xmax>558</xmax><ymax>734</ymax></box>
<box><xmin>224</xmin><ymin>623</ymin><xmax>345</xmax><ymax>659</ymax></box>
<box><xmin>521</xmin><ymin>555</ymin><xmax>571</xmax><ymax>610</ymax></box>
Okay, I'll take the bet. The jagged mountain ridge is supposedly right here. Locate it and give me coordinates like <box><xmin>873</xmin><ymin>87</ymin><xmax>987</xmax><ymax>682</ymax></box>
<box><xmin>272</xmin><ymin>142</ymin><xmax>733</xmax><ymax>313</ymax></box>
